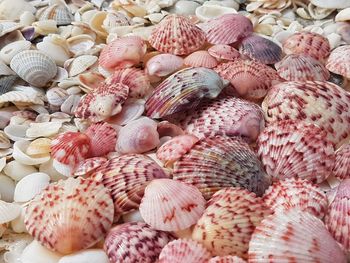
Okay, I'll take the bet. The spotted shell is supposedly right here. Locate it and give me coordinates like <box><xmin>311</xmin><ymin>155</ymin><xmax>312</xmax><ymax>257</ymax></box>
<box><xmin>73</xmin><ymin>157</ymin><xmax>108</xmax><ymax>177</ymax></box>
<box><xmin>208</xmin><ymin>44</ymin><xmax>240</xmax><ymax>61</ymax></box>
<box><xmin>209</xmin><ymin>256</ymin><xmax>247</xmax><ymax>263</ymax></box>
<box><xmin>24</xmin><ymin>177</ymin><xmax>114</xmax><ymax>254</ymax></box>
<box><xmin>192</xmin><ymin>188</ymin><xmax>271</xmax><ymax>259</ymax></box>
<box><xmin>184</xmin><ymin>50</ymin><xmax>218</xmax><ymax>68</ymax></box>
<box><xmin>149</xmin><ymin>14</ymin><xmax>206</xmax><ymax>55</ymax></box>
<box><xmin>333</xmin><ymin>144</ymin><xmax>350</xmax><ymax>180</ymax></box>
<box><xmin>173</xmin><ymin>136</ymin><xmax>271</xmax><ymax>199</ymax></box>
<box><xmin>145</xmin><ymin>67</ymin><xmax>225</xmax><ymax>119</ymax></box>
<box><xmin>145</xmin><ymin>53</ymin><xmax>184</xmax><ymax>77</ymax></box>
<box><xmin>85</xmin><ymin>122</ymin><xmax>117</xmax><ymax>157</ymax></box>
<box><xmin>326</xmin><ymin>45</ymin><xmax>350</xmax><ymax>79</ymax></box>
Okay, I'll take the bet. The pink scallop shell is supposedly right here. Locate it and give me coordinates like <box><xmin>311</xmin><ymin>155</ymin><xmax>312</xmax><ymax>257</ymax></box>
<box><xmin>209</xmin><ymin>256</ymin><xmax>247</xmax><ymax>263</ymax></box>
<box><xmin>326</xmin><ymin>45</ymin><xmax>350</xmax><ymax>79</ymax></box>
<box><xmin>85</xmin><ymin>122</ymin><xmax>117</xmax><ymax>157</ymax></box>
<box><xmin>73</xmin><ymin>157</ymin><xmax>108</xmax><ymax>177</ymax></box>
<box><xmin>333</xmin><ymin>144</ymin><xmax>350</xmax><ymax>180</ymax></box>
<box><xmin>145</xmin><ymin>53</ymin><xmax>184</xmax><ymax>77</ymax></box>
<box><xmin>208</xmin><ymin>44</ymin><xmax>240</xmax><ymax>61</ymax></box>
<box><xmin>184</xmin><ymin>50</ymin><xmax>218</xmax><ymax>68</ymax></box>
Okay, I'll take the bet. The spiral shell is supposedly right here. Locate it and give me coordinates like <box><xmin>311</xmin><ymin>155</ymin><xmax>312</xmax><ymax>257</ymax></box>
<box><xmin>333</xmin><ymin>144</ymin><xmax>350</xmax><ymax>180</ymax></box>
<box><xmin>326</xmin><ymin>45</ymin><xmax>350</xmax><ymax>79</ymax></box>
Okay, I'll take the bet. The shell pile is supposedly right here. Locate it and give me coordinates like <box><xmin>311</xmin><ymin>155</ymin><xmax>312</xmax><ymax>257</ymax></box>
<box><xmin>0</xmin><ymin>0</ymin><xmax>350</xmax><ymax>262</ymax></box>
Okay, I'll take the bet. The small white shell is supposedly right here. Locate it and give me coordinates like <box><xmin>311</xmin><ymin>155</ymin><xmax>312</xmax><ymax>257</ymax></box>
<box><xmin>58</xmin><ymin>249</ymin><xmax>109</xmax><ymax>263</ymax></box>
<box><xmin>21</xmin><ymin>241</ymin><xmax>63</xmax><ymax>263</ymax></box>
<box><xmin>66</xmin><ymin>55</ymin><xmax>98</xmax><ymax>77</ymax></box>
<box><xmin>0</xmin><ymin>40</ymin><xmax>31</xmax><ymax>65</ymax></box>
<box><xmin>3</xmin><ymin>160</ymin><xmax>38</xmax><ymax>181</ymax></box>
<box><xmin>13</xmin><ymin>140</ymin><xmax>50</xmax><ymax>165</ymax></box>
<box><xmin>4</xmin><ymin>124</ymin><xmax>30</xmax><ymax>141</ymax></box>
<box><xmin>14</xmin><ymin>172</ymin><xmax>50</xmax><ymax>203</ymax></box>
<box><xmin>39</xmin><ymin>159</ymin><xmax>65</xmax><ymax>182</ymax></box>
<box><xmin>67</xmin><ymin>34</ymin><xmax>95</xmax><ymax>56</ymax></box>
<box><xmin>26</xmin><ymin>122</ymin><xmax>62</xmax><ymax>138</ymax></box>
<box><xmin>11</xmin><ymin>205</ymin><xmax>27</xmax><ymax>233</ymax></box>
<box><xmin>0</xmin><ymin>200</ymin><xmax>21</xmax><ymax>224</ymax></box>
<box><xmin>0</xmin><ymin>174</ymin><xmax>15</xmax><ymax>202</ymax></box>
<box><xmin>37</xmin><ymin>36</ymin><xmax>71</xmax><ymax>67</ymax></box>
<box><xmin>195</xmin><ymin>5</ymin><xmax>237</xmax><ymax>22</ymax></box>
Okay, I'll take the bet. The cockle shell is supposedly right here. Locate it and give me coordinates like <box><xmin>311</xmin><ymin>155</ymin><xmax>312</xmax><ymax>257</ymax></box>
<box><xmin>0</xmin><ymin>40</ymin><xmax>31</xmax><ymax>65</ymax></box>
<box><xmin>173</xmin><ymin>136</ymin><xmax>271</xmax><ymax>199</ymax></box>
<box><xmin>248</xmin><ymin>208</ymin><xmax>346</xmax><ymax>262</ymax></box>
<box><xmin>36</xmin><ymin>4</ymin><xmax>73</xmax><ymax>26</ymax></box>
<box><xmin>159</xmin><ymin>239</ymin><xmax>212</xmax><ymax>263</ymax></box>
<box><xmin>209</xmin><ymin>256</ymin><xmax>247</xmax><ymax>263</ymax></box>
<box><xmin>149</xmin><ymin>14</ymin><xmax>206</xmax><ymax>55</ymax></box>
<box><xmin>262</xmin><ymin>81</ymin><xmax>350</xmax><ymax>145</ymax></box>
<box><xmin>14</xmin><ymin>172</ymin><xmax>50</xmax><ymax>202</ymax></box>
<box><xmin>24</xmin><ymin>177</ymin><xmax>114</xmax><ymax>254</ymax></box>
<box><xmin>85</xmin><ymin>122</ymin><xmax>117</xmax><ymax>157</ymax></box>
<box><xmin>333</xmin><ymin>144</ymin><xmax>350</xmax><ymax>180</ymax></box>
<box><xmin>146</xmin><ymin>54</ymin><xmax>184</xmax><ymax>77</ymax></box>
<box><xmin>0</xmin><ymin>200</ymin><xmax>21</xmax><ymax>224</ymax></box>
<box><xmin>102</xmin><ymin>11</ymin><xmax>133</xmax><ymax>32</ymax></box>
<box><xmin>207</xmin><ymin>44</ymin><xmax>240</xmax><ymax>61</ymax></box>
<box><xmin>192</xmin><ymin>188</ymin><xmax>271</xmax><ymax>258</ymax></box>
<box><xmin>184</xmin><ymin>50</ymin><xmax>218</xmax><ymax>68</ymax></box>
<box><xmin>46</xmin><ymin>87</ymin><xmax>69</xmax><ymax>107</ymax></box>
<box><xmin>326</xmin><ymin>45</ymin><xmax>350</xmax><ymax>79</ymax></box>
<box><xmin>66</xmin><ymin>55</ymin><xmax>98</xmax><ymax>77</ymax></box>
<box><xmin>13</xmin><ymin>140</ymin><xmax>50</xmax><ymax>165</ymax></box>
<box><xmin>73</xmin><ymin>157</ymin><xmax>107</xmax><ymax>178</ymax></box>
<box><xmin>104</xmin><ymin>222</ymin><xmax>174</xmax><ymax>263</ymax></box>
<box><xmin>146</xmin><ymin>67</ymin><xmax>224</xmax><ymax>119</ymax></box>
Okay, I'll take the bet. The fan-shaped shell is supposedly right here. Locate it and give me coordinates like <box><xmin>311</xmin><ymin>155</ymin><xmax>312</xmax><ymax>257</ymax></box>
<box><xmin>10</xmin><ymin>50</ymin><xmax>57</xmax><ymax>88</ymax></box>
<box><xmin>184</xmin><ymin>50</ymin><xmax>218</xmax><ymax>68</ymax></box>
<box><xmin>107</xmin><ymin>99</ymin><xmax>145</xmax><ymax>126</ymax></box>
<box><xmin>145</xmin><ymin>67</ymin><xmax>225</xmax><ymax>119</ymax></box>
<box><xmin>14</xmin><ymin>172</ymin><xmax>50</xmax><ymax>202</ymax></box>
<box><xmin>208</xmin><ymin>44</ymin><xmax>240</xmax><ymax>61</ymax></box>
<box><xmin>248</xmin><ymin>208</ymin><xmax>346</xmax><ymax>262</ymax></box>
<box><xmin>145</xmin><ymin>53</ymin><xmax>184</xmax><ymax>77</ymax></box>
<box><xmin>85</xmin><ymin>122</ymin><xmax>117</xmax><ymax>157</ymax></box>
<box><xmin>73</xmin><ymin>157</ymin><xmax>108</xmax><ymax>177</ymax></box>
<box><xmin>192</xmin><ymin>188</ymin><xmax>271</xmax><ymax>258</ymax></box>
<box><xmin>275</xmin><ymin>54</ymin><xmax>330</xmax><ymax>81</ymax></box>
<box><xmin>173</xmin><ymin>136</ymin><xmax>271</xmax><ymax>199</ymax></box>
<box><xmin>0</xmin><ymin>40</ymin><xmax>31</xmax><ymax>64</ymax></box>
<box><xmin>0</xmin><ymin>200</ymin><xmax>21</xmax><ymax>224</ymax></box>
<box><xmin>262</xmin><ymin>81</ymin><xmax>350</xmax><ymax>145</ymax></box>
<box><xmin>104</xmin><ymin>222</ymin><xmax>174</xmax><ymax>263</ymax></box>
<box><xmin>149</xmin><ymin>14</ymin><xmax>206</xmax><ymax>55</ymax></box>
<box><xmin>36</xmin><ymin>4</ymin><xmax>73</xmax><ymax>26</ymax></box>
<box><xmin>326</xmin><ymin>45</ymin><xmax>350</xmax><ymax>79</ymax></box>
<box><xmin>333</xmin><ymin>144</ymin><xmax>350</xmax><ymax>180</ymax></box>
<box><xmin>24</xmin><ymin>177</ymin><xmax>114</xmax><ymax>254</ymax></box>
<box><xmin>209</xmin><ymin>256</ymin><xmax>247</xmax><ymax>263</ymax></box>
<box><xmin>0</xmin><ymin>75</ymin><xmax>17</xmax><ymax>95</ymax></box>
<box><xmin>0</xmin><ymin>91</ymin><xmax>44</xmax><ymax>108</ymax></box>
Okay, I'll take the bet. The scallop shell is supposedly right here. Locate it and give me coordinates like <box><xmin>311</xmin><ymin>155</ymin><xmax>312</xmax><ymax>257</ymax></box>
<box><xmin>10</xmin><ymin>50</ymin><xmax>57</xmax><ymax>88</ymax></box>
<box><xmin>0</xmin><ymin>75</ymin><xmax>17</xmax><ymax>95</ymax></box>
<box><xmin>66</xmin><ymin>55</ymin><xmax>98</xmax><ymax>77</ymax></box>
<box><xmin>184</xmin><ymin>50</ymin><xmax>218</xmax><ymax>68</ymax></box>
<box><xmin>104</xmin><ymin>222</ymin><xmax>174</xmax><ymax>263</ymax></box>
<box><xmin>73</xmin><ymin>157</ymin><xmax>107</xmax><ymax>178</ymax></box>
<box><xmin>107</xmin><ymin>99</ymin><xmax>145</xmax><ymax>126</ymax></box>
<box><xmin>262</xmin><ymin>81</ymin><xmax>350</xmax><ymax>145</ymax></box>
<box><xmin>24</xmin><ymin>177</ymin><xmax>114</xmax><ymax>254</ymax></box>
<box><xmin>192</xmin><ymin>188</ymin><xmax>271</xmax><ymax>258</ymax></box>
<box><xmin>36</xmin><ymin>4</ymin><xmax>73</xmax><ymax>26</ymax></box>
<box><xmin>145</xmin><ymin>67</ymin><xmax>224</xmax><ymax>119</ymax></box>
<box><xmin>326</xmin><ymin>45</ymin><xmax>350</xmax><ymax>79</ymax></box>
<box><xmin>85</xmin><ymin>122</ymin><xmax>117</xmax><ymax>157</ymax></box>
<box><xmin>14</xmin><ymin>172</ymin><xmax>50</xmax><ymax>202</ymax></box>
<box><xmin>333</xmin><ymin>144</ymin><xmax>350</xmax><ymax>180</ymax></box>
<box><xmin>209</xmin><ymin>256</ymin><xmax>247</xmax><ymax>263</ymax></box>
<box><xmin>0</xmin><ymin>40</ymin><xmax>31</xmax><ymax>65</ymax></box>
<box><xmin>283</xmin><ymin>31</ymin><xmax>331</xmax><ymax>62</ymax></box>
<box><xmin>0</xmin><ymin>91</ymin><xmax>44</xmax><ymax>108</ymax></box>
<box><xmin>208</xmin><ymin>44</ymin><xmax>240</xmax><ymax>61</ymax></box>
<box><xmin>46</xmin><ymin>87</ymin><xmax>69</xmax><ymax>107</ymax></box>
<box><xmin>145</xmin><ymin>53</ymin><xmax>184</xmax><ymax>77</ymax></box>
<box><xmin>275</xmin><ymin>54</ymin><xmax>330</xmax><ymax>81</ymax></box>
<box><xmin>173</xmin><ymin>136</ymin><xmax>271</xmax><ymax>199</ymax></box>
<box><xmin>149</xmin><ymin>14</ymin><xmax>206</xmax><ymax>55</ymax></box>
<box><xmin>159</xmin><ymin>239</ymin><xmax>212</xmax><ymax>263</ymax></box>
<box><xmin>0</xmin><ymin>200</ymin><xmax>21</xmax><ymax>224</ymax></box>
<box><xmin>248</xmin><ymin>208</ymin><xmax>346</xmax><ymax>262</ymax></box>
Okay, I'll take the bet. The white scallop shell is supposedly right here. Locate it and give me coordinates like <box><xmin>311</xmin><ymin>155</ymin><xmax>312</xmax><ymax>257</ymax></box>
<box><xmin>3</xmin><ymin>160</ymin><xmax>38</xmax><ymax>182</ymax></box>
<box><xmin>66</xmin><ymin>55</ymin><xmax>98</xmax><ymax>77</ymax></box>
<box><xmin>0</xmin><ymin>174</ymin><xmax>15</xmax><ymax>202</ymax></box>
<box><xmin>13</xmin><ymin>140</ymin><xmax>50</xmax><ymax>165</ymax></box>
<box><xmin>0</xmin><ymin>40</ymin><xmax>31</xmax><ymax>65</ymax></box>
<box><xmin>36</xmin><ymin>4</ymin><xmax>74</xmax><ymax>26</ymax></box>
<box><xmin>14</xmin><ymin>172</ymin><xmax>50</xmax><ymax>202</ymax></box>
<box><xmin>0</xmin><ymin>200</ymin><xmax>21</xmax><ymax>224</ymax></box>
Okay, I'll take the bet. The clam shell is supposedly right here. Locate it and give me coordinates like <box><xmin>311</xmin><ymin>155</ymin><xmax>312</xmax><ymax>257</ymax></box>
<box><xmin>208</xmin><ymin>44</ymin><xmax>240</xmax><ymax>61</ymax></box>
<box><xmin>146</xmin><ymin>67</ymin><xmax>224</xmax><ymax>119</ymax></box>
<box><xmin>0</xmin><ymin>200</ymin><xmax>21</xmax><ymax>224</ymax></box>
<box><xmin>248</xmin><ymin>208</ymin><xmax>346</xmax><ymax>262</ymax></box>
<box><xmin>104</xmin><ymin>222</ymin><xmax>174</xmax><ymax>263</ymax></box>
<box><xmin>4</xmin><ymin>124</ymin><xmax>29</xmax><ymax>141</ymax></box>
<box><xmin>184</xmin><ymin>50</ymin><xmax>218</xmax><ymax>68</ymax></box>
<box><xmin>26</xmin><ymin>122</ymin><xmax>62</xmax><ymax>138</ymax></box>
<box><xmin>13</xmin><ymin>140</ymin><xmax>50</xmax><ymax>165</ymax></box>
<box><xmin>107</xmin><ymin>99</ymin><xmax>145</xmax><ymax>126</ymax></box>
<box><xmin>192</xmin><ymin>188</ymin><xmax>271</xmax><ymax>258</ymax></box>
<box><xmin>145</xmin><ymin>53</ymin><xmax>184</xmax><ymax>77</ymax></box>
<box><xmin>0</xmin><ymin>91</ymin><xmax>44</xmax><ymax>108</ymax></box>
<box><xmin>20</xmin><ymin>240</ymin><xmax>62</xmax><ymax>263</ymax></box>
<box><xmin>67</xmin><ymin>34</ymin><xmax>95</xmax><ymax>56</ymax></box>
<box><xmin>61</xmin><ymin>94</ymin><xmax>81</xmax><ymax>115</ymax></box>
<box><xmin>311</xmin><ymin>0</ymin><xmax>350</xmax><ymax>9</ymax></box>
<box><xmin>157</xmin><ymin>121</ymin><xmax>184</xmax><ymax>138</ymax></box>
<box><xmin>36</xmin><ymin>4</ymin><xmax>73</xmax><ymax>26</ymax></box>
<box><xmin>66</xmin><ymin>55</ymin><xmax>98</xmax><ymax>77</ymax></box>
<box><xmin>209</xmin><ymin>256</ymin><xmax>247</xmax><ymax>263</ymax></box>
<box><xmin>333</xmin><ymin>144</ymin><xmax>350</xmax><ymax>180</ymax></box>
<box><xmin>85</xmin><ymin>122</ymin><xmax>117</xmax><ymax>157</ymax></box>
<box><xmin>36</xmin><ymin>36</ymin><xmax>70</xmax><ymax>67</ymax></box>
<box><xmin>0</xmin><ymin>0</ymin><xmax>36</xmax><ymax>21</ymax></box>
<box><xmin>24</xmin><ymin>177</ymin><xmax>114</xmax><ymax>254</ymax></box>
<box><xmin>195</xmin><ymin>5</ymin><xmax>238</xmax><ymax>22</ymax></box>
<box><xmin>0</xmin><ymin>130</ymin><xmax>10</xmax><ymax>148</ymax></box>
<box><xmin>326</xmin><ymin>45</ymin><xmax>350</xmax><ymax>79</ymax></box>
<box><xmin>0</xmin><ymin>174</ymin><xmax>15</xmax><ymax>202</ymax></box>
<box><xmin>4</xmin><ymin>160</ymin><xmax>37</xmax><ymax>182</ymax></box>
<box><xmin>58</xmin><ymin>249</ymin><xmax>109</xmax><ymax>263</ymax></box>
<box><xmin>149</xmin><ymin>14</ymin><xmax>206</xmax><ymax>55</ymax></box>
<box><xmin>14</xmin><ymin>172</ymin><xmax>50</xmax><ymax>202</ymax></box>
<box><xmin>73</xmin><ymin>157</ymin><xmax>107</xmax><ymax>178</ymax></box>
<box><xmin>46</xmin><ymin>87</ymin><xmax>69</xmax><ymax>107</ymax></box>
<box><xmin>173</xmin><ymin>136</ymin><xmax>271</xmax><ymax>199</ymax></box>
<box><xmin>26</xmin><ymin>138</ymin><xmax>52</xmax><ymax>158</ymax></box>
<box><xmin>0</xmin><ymin>40</ymin><xmax>31</xmax><ymax>65</ymax></box>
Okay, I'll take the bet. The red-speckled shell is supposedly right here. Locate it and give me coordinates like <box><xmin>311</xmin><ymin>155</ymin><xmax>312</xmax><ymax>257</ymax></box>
<box><xmin>248</xmin><ymin>208</ymin><xmax>346</xmax><ymax>262</ymax></box>
<box><xmin>333</xmin><ymin>144</ymin><xmax>350</xmax><ymax>180</ymax></box>
<box><xmin>24</xmin><ymin>177</ymin><xmax>114</xmax><ymax>254</ymax></box>
<box><xmin>262</xmin><ymin>81</ymin><xmax>350</xmax><ymax>145</ymax></box>
<box><xmin>184</xmin><ymin>51</ymin><xmax>218</xmax><ymax>68</ymax></box>
<box><xmin>326</xmin><ymin>45</ymin><xmax>350</xmax><ymax>79</ymax></box>
<box><xmin>192</xmin><ymin>188</ymin><xmax>271</xmax><ymax>259</ymax></box>
<box><xmin>263</xmin><ymin>177</ymin><xmax>328</xmax><ymax>218</ymax></box>
<box><xmin>215</xmin><ymin>59</ymin><xmax>282</xmax><ymax>99</ymax></box>
<box><xmin>209</xmin><ymin>256</ymin><xmax>247</xmax><ymax>263</ymax></box>
<box><xmin>199</xmin><ymin>14</ymin><xmax>253</xmax><ymax>45</ymax></box>
<box><xmin>104</xmin><ymin>222</ymin><xmax>174</xmax><ymax>263</ymax></box>
<box><xmin>85</xmin><ymin>122</ymin><xmax>117</xmax><ymax>157</ymax></box>
<box><xmin>275</xmin><ymin>54</ymin><xmax>330</xmax><ymax>81</ymax></box>
<box><xmin>173</xmin><ymin>136</ymin><xmax>271</xmax><ymax>199</ymax></box>
<box><xmin>73</xmin><ymin>157</ymin><xmax>108</xmax><ymax>177</ymax></box>
<box><xmin>257</xmin><ymin>120</ymin><xmax>335</xmax><ymax>183</ymax></box>
<box><xmin>74</xmin><ymin>83</ymin><xmax>129</xmax><ymax>122</ymax></box>
<box><xmin>159</xmin><ymin>239</ymin><xmax>212</xmax><ymax>263</ymax></box>
<box><xmin>283</xmin><ymin>31</ymin><xmax>330</xmax><ymax>62</ymax></box>
<box><xmin>208</xmin><ymin>44</ymin><xmax>240</xmax><ymax>61</ymax></box>
<box><xmin>149</xmin><ymin>14</ymin><xmax>206</xmax><ymax>55</ymax></box>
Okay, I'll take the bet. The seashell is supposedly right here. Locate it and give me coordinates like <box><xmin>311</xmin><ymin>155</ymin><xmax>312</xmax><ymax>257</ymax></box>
<box><xmin>107</xmin><ymin>99</ymin><xmax>145</xmax><ymax>126</ymax></box>
<box><xmin>0</xmin><ymin>200</ymin><xmax>21</xmax><ymax>224</ymax></box>
<box><xmin>0</xmin><ymin>91</ymin><xmax>44</xmax><ymax>108</ymax></box>
<box><xmin>66</xmin><ymin>55</ymin><xmax>98</xmax><ymax>77</ymax></box>
<box><xmin>73</xmin><ymin>157</ymin><xmax>107</xmax><ymax>178</ymax></box>
<box><xmin>20</xmin><ymin>11</ymin><xmax>36</xmax><ymax>26</ymax></box>
<box><xmin>257</xmin><ymin>120</ymin><xmax>335</xmax><ymax>183</ymax></box>
<box><xmin>0</xmin><ymin>130</ymin><xmax>10</xmax><ymax>149</ymax></box>
<box><xmin>37</xmin><ymin>4</ymin><xmax>74</xmax><ymax>26</ymax></box>
<box><xmin>105</xmin><ymin>68</ymin><xmax>152</xmax><ymax>99</ymax></box>
<box><xmin>26</xmin><ymin>138</ymin><xmax>52</xmax><ymax>158</ymax></box>
<box><xmin>214</xmin><ymin>59</ymin><xmax>282</xmax><ymax>99</ymax></box>
<box><xmin>0</xmin><ymin>40</ymin><xmax>31</xmax><ymax>65</ymax></box>
<box><xmin>4</xmin><ymin>124</ymin><xmax>29</xmax><ymax>142</ymax></box>
<box><xmin>0</xmin><ymin>75</ymin><xmax>17</xmax><ymax>95</ymax></box>
<box><xmin>198</xmin><ymin>14</ymin><xmax>253</xmax><ymax>45</ymax></box>
<box><xmin>46</xmin><ymin>87</ymin><xmax>69</xmax><ymax>107</ymax></box>
<box><xmin>195</xmin><ymin>5</ymin><xmax>238</xmax><ymax>22</ymax></box>
<box><xmin>67</xmin><ymin>34</ymin><xmax>95</xmax><ymax>56</ymax></box>
<box><xmin>61</xmin><ymin>94</ymin><xmax>81</xmax><ymax>115</ymax></box>
<box><xmin>36</xmin><ymin>36</ymin><xmax>70</xmax><ymax>67</ymax></box>
<box><xmin>4</xmin><ymin>160</ymin><xmax>37</xmax><ymax>182</ymax></box>
<box><xmin>262</xmin><ymin>81</ymin><xmax>350</xmax><ymax>145</ymax></box>
<box><xmin>0</xmin><ymin>174</ymin><xmax>15</xmax><ymax>202</ymax></box>
<box><xmin>239</xmin><ymin>34</ymin><xmax>282</xmax><ymax>64</ymax></box>
<box><xmin>173</xmin><ymin>136</ymin><xmax>271</xmax><ymax>199</ymax></box>
<box><xmin>275</xmin><ymin>54</ymin><xmax>330</xmax><ymax>81</ymax></box>
<box><xmin>326</xmin><ymin>45</ymin><xmax>350</xmax><ymax>79</ymax></box>
<box><xmin>157</xmin><ymin>121</ymin><xmax>184</xmax><ymax>138</ymax></box>
<box><xmin>74</xmin><ymin>83</ymin><xmax>129</xmax><ymax>122</ymax></box>
<box><xmin>26</xmin><ymin>122</ymin><xmax>62</xmax><ymax>138</ymax></box>
<box><xmin>159</xmin><ymin>239</ymin><xmax>212</xmax><ymax>263</ymax></box>
<box><xmin>102</xmin><ymin>12</ymin><xmax>133</xmax><ymax>32</ymax></box>
<box><xmin>104</xmin><ymin>222</ymin><xmax>174</xmax><ymax>263</ymax></box>
<box><xmin>58</xmin><ymin>249</ymin><xmax>109</xmax><ymax>263</ymax></box>
<box><xmin>85</xmin><ymin>122</ymin><xmax>117</xmax><ymax>157</ymax></box>
<box><xmin>0</xmin><ymin>0</ymin><xmax>36</xmax><ymax>21</ymax></box>
<box><xmin>248</xmin><ymin>208</ymin><xmax>346</xmax><ymax>262</ymax></box>
<box><xmin>10</xmin><ymin>50</ymin><xmax>57</xmax><ymax>88</ymax></box>
<box><xmin>20</xmin><ymin>240</ymin><xmax>62</xmax><ymax>263</ymax></box>
<box><xmin>13</xmin><ymin>140</ymin><xmax>50</xmax><ymax>165</ymax></box>
<box><xmin>283</xmin><ymin>31</ymin><xmax>331</xmax><ymax>62</ymax></box>
<box><xmin>139</xmin><ymin>179</ymin><xmax>206</xmax><ymax>231</ymax></box>
<box><xmin>24</xmin><ymin>177</ymin><xmax>114</xmax><ymax>254</ymax></box>
<box><xmin>99</xmin><ymin>36</ymin><xmax>147</xmax><ymax>70</ymax></box>
<box><xmin>192</xmin><ymin>188</ymin><xmax>271</xmax><ymax>258</ymax></box>
<box><xmin>78</xmin><ymin>72</ymin><xmax>105</xmax><ymax>92</ymax></box>
<box><xmin>149</xmin><ymin>14</ymin><xmax>206</xmax><ymax>56</ymax></box>
<box><xmin>39</xmin><ymin>159</ymin><xmax>65</xmax><ymax>182</ymax></box>
<box><xmin>14</xmin><ymin>172</ymin><xmax>50</xmax><ymax>203</ymax></box>
<box><xmin>116</xmin><ymin>117</ymin><xmax>160</xmax><ymax>154</ymax></box>
<box><xmin>145</xmin><ymin>53</ymin><xmax>184</xmax><ymax>77</ymax></box>
<box><xmin>146</xmin><ymin>67</ymin><xmax>224</xmax><ymax>119</ymax></box>
<box><xmin>33</xmin><ymin>20</ymin><xmax>58</xmax><ymax>36</ymax></box>
<box><xmin>263</xmin><ymin>177</ymin><xmax>328</xmax><ymax>218</ymax></box>
<box><xmin>209</xmin><ymin>256</ymin><xmax>247</xmax><ymax>263</ymax></box>
<box><xmin>184</xmin><ymin>50</ymin><xmax>218</xmax><ymax>68</ymax></box>
<box><xmin>208</xmin><ymin>44</ymin><xmax>240</xmax><ymax>61</ymax></box>
<box><xmin>310</xmin><ymin>0</ymin><xmax>350</xmax><ymax>9</ymax></box>
<box><xmin>333</xmin><ymin>144</ymin><xmax>350</xmax><ymax>180</ymax></box>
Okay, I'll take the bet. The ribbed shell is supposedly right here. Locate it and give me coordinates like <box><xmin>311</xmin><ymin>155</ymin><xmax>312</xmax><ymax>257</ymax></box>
<box><xmin>333</xmin><ymin>144</ymin><xmax>350</xmax><ymax>180</ymax></box>
<box><xmin>73</xmin><ymin>157</ymin><xmax>108</xmax><ymax>177</ymax></box>
<box><xmin>184</xmin><ymin>51</ymin><xmax>218</xmax><ymax>68</ymax></box>
<box><xmin>85</xmin><ymin>122</ymin><xmax>117</xmax><ymax>157</ymax></box>
<box><xmin>0</xmin><ymin>91</ymin><xmax>44</xmax><ymax>108</ymax></box>
<box><xmin>0</xmin><ymin>75</ymin><xmax>17</xmax><ymax>95</ymax></box>
<box><xmin>145</xmin><ymin>67</ymin><xmax>224</xmax><ymax>119</ymax></box>
<box><xmin>149</xmin><ymin>14</ymin><xmax>206</xmax><ymax>55</ymax></box>
<box><xmin>24</xmin><ymin>177</ymin><xmax>114</xmax><ymax>254</ymax></box>
<box><xmin>262</xmin><ymin>81</ymin><xmax>350</xmax><ymax>145</ymax></box>
<box><xmin>173</xmin><ymin>136</ymin><xmax>271</xmax><ymax>199</ymax></box>
<box><xmin>145</xmin><ymin>53</ymin><xmax>184</xmax><ymax>77</ymax></box>
<box><xmin>192</xmin><ymin>188</ymin><xmax>271</xmax><ymax>259</ymax></box>
<box><xmin>209</xmin><ymin>256</ymin><xmax>247</xmax><ymax>263</ymax></box>
<box><xmin>36</xmin><ymin>4</ymin><xmax>73</xmax><ymax>25</ymax></box>
<box><xmin>104</xmin><ymin>222</ymin><xmax>174</xmax><ymax>263</ymax></box>
<box><xmin>208</xmin><ymin>44</ymin><xmax>240</xmax><ymax>61</ymax></box>
<box><xmin>248</xmin><ymin>208</ymin><xmax>346</xmax><ymax>263</ymax></box>
<box><xmin>326</xmin><ymin>45</ymin><xmax>350</xmax><ymax>79</ymax></box>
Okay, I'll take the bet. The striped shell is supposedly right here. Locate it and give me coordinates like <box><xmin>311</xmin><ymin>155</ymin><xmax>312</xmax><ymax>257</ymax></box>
<box><xmin>149</xmin><ymin>14</ymin><xmax>206</xmax><ymax>55</ymax></box>
<box><xmin>173</xmin><ymin>136</ymin><xmax>271</xmax><ymax>199</ymax></box>
<box><xmin>208</xmin><ymin>44</ymin><xmax>240</xmax><ymax>61</ymax></box>
<box><xmin>192</xmin><ymin>188</ymin><xmax>271</xmax><ymax>259</ymax></box>
<box><xmin>24</xmin><ymin>177</ymin><xmax>114</xmax><ymax>254</ymax></box>
<box><xmin>104</xmin><ymin>222</ymin><xmax>174</xmax><ymax>263</ymax></box>
<box><xmin>262</xmin><ymin>81</ymin><xmax>350</xmax><ymax>145</ymax></box>
<box><xmin>248</xmin><ymin>208</ymin><xmax>346</xmax><ymax>262</ymax></box>
<box><xmin>257</xmin><ymin>120</ymin><xmax>335</xmax><ymax>183</ymax></box>
<box><xmin>184</xmin><ymin>51</ymin><xmax>218</xmax><ymax>68</ymax></box>
<box><xmin>36</xmin><ymin>4</ymin><xmax>73</xmax><ymax>25</ymax></box>
<box><xmin>333</xmin><ymin>144</ymin><xmax>350</xmax><ymax>180</ymax></box>
<box><xmin>326</xmin><ymin>45</ymin><xmax>350</xmax><ymax>78</ymax></box>
<box><xmin>145</xmin><ymin>67</ymin><xmax>224</xmax><ymax>119</ymax></box>
<box><xmin>85</xmin><ymin>122</ymin><xmax>117</xmax><ymax>157</ymax></box>
<box><xmin>145</xmin><ymin>53</ymin><xmax>184</xmax><ymax>77</ymax></box>
<box><xmin>73</xmin><ymin>157</ymin><xmax>108</xmax><ymax>177</ymax></box>
<box><xmin>209</xmin><ymin>256</ymin><xmax>247</xmax><ymax>263</ymax></box>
